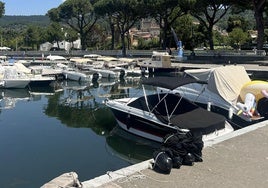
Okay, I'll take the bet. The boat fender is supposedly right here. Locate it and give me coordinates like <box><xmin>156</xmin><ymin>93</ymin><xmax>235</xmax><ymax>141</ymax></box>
<box><xmin>152</xmin><ymin>151</ymin><xmax>173</xmax><ymax>174</ymax></box>
<box><xmin>237</xmin><ymin>93</ymin><xmax>256</xmax><ymax>117</ymax></box>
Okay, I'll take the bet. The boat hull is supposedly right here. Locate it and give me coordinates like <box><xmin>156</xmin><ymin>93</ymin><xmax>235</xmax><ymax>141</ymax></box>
<box><xmin>0</xmin><ymin>79</ymin><xmax>30</xmax><ymax>88</ymax></box>
<box><xmin>109</xmin><ymin>107</ymin><xmax>179</xmax><ymax>142</ymax></box>
<box><xmin>63</xmin><ymin>71</ymin><xmax>89</xmax><ymax>82</ymax></box>
<box><xmin>29</xmin><ymin>76</ymin><xmax>55</xmax><ymax>87</ymax></box>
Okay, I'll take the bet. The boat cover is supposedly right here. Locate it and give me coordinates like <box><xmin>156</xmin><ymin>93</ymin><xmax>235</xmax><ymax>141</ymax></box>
<box><xmin>128</xmin><ymin>93</ymin><xmax>226</xmax><ymax>135</ymax></box>
<box><xmin>141</xmin><ymin>76</ymin><xmax>205</xmax><ymax>90</ymax></box>
<box><xmin>185</xmin><ymin>65</ymin><xmax>251</xmax><ymax>104</ymax></box>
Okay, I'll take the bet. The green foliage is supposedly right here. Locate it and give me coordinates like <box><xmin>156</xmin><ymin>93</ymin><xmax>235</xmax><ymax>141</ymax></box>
<box><xmin>48</xmin><ymin>0</ymin><xmax>97</xmax><ymax>50</ymax></box>
<box><xmin>226</xmin><ymin>15</ymin><xmax>251</xmax><ymax>32</ymax></box>
<box><xmin>228</xmin><ymin>27</ymin><xmax>249</xmax><ymax>49</ymax></box>
<box><xmin>0</xmin><ymin>1</ymin><xmax>4</xmax><ymax>18</ymax></box>
<box><xmin>136</xmin><ymin>38</ymin><xmax>159</xmax><ymax>50</ymax></box>
<box><xmin>45</xmin><ymin>22</ymin><xmax>64</xmax><ymax>45</ymax></box>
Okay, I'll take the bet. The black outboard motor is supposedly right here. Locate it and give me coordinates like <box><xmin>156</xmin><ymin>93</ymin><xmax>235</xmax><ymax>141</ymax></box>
<box><xmin>92</xmin><ymin>73</ymin><xmax>100</xmax><ymax>82</ymax></box>
<box><xmin>119</xmin><ymin>69</ymin><xmax>125</xmax><ymax>79</ymax></box>
<box><xmin>152</xmin><ymin>151</ymin><xmax>173</xmax><ymax>174</ymax></box>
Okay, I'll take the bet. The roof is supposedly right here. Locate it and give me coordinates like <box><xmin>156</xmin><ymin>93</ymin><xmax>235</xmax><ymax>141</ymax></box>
<box><xmin>141</xmin><ymin>76</ymin><xmax>203</xmax><ymax>90</ymax></box>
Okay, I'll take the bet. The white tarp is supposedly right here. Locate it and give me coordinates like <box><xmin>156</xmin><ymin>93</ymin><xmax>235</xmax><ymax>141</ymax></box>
<box><xmin>185</xmin><ymin>65</ymin><xmax>251</xmax><ymax>104</ymax></box>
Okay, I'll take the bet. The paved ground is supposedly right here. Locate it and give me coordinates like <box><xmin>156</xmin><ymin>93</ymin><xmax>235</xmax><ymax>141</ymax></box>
<box><xmin>82</xmin><ymin>120</ymin><xmax>268</xmax><ymax>188</ymax></box>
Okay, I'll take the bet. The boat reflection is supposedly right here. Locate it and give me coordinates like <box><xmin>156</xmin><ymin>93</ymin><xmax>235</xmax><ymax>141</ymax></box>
<box><xmin>106</xmin><ymin>126</ymin><xmax>161</xmax><ymax>164</ymax></box>
<box><xmin>0</xmin><ymin>88</ymin><xmax>30</xmax><ymax>109</ymax></box>
<box><xmin>44</xmin><ymin>79</ymin><xmax>128</xmax><ymax>135</ymax></box>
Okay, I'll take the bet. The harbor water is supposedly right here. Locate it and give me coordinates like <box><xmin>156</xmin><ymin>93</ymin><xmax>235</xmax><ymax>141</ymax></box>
<box><xmin>0</xmin><ymin>78</ymin><xmax>159</xmax><ymax>188</ymax></box>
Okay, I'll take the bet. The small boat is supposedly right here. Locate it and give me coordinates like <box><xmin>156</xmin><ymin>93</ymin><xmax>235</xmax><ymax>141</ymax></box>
<box><xmin>13</xmin><ymin>62</ymin><xmax>56</xmax><ymax>87</ymax></box>
<box><xmin>105</xmin><ymin>76</ymin><xmax>233</xmax><ymax>142</ymax></box>
<box><xmin>57</xmin><ymin>63</ymin><xmax>100</xmax><ymax>82</ymax></box>
<box><xmin>165</xmin><ymin>65</ymin><xmax>268</xmax><ymax>129</ymax></box>
<box><xmin>0</xmin><ymin>65</ymin><xmax>30</xmax><ymax>88</ymax></box>
<box><xmin>139</xmin><ymin>51</ymin><xmax>180</xmax><ymax>74</ymax></box>
<box><xmin>62</xmin><ymin>67</ymin><xmax>90</xmax><ymax>82</ymax></box>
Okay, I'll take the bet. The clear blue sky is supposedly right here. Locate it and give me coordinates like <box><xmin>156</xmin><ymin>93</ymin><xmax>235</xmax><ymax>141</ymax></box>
<box><xmin>2</xmin><ymin>0</ymin><xmax>66</xmax><ymax>16</ymax></box>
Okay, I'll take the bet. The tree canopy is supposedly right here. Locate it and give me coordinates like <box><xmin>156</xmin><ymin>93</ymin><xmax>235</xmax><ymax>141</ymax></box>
<box><xmin>0</xmin><ymin>1</ymin><xmax>4</xmax><ymax>18</ymax></box>
<box><xmin>47</xmin><ymin>0</ymin><xmax>98</xmax><ymax>50</ymax></box>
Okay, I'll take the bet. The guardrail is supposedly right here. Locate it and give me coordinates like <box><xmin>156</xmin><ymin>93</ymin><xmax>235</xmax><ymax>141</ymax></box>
<box><xmin>0</xmin><ymin>49</ymin><xmax>267</xmax><ymax>63</ymax></box>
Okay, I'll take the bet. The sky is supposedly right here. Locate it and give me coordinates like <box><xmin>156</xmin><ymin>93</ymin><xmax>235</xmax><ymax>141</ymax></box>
<box><xmin>2</xmin><ymin>0</ymin><xmax>66</xmax><ymax>16</ymax></box>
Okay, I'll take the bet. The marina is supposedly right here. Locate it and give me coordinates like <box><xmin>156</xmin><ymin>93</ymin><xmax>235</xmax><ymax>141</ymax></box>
<box><xmin>2</xmin><ymin>0</ymin><xmax>268</xmax><ymax>187</ymax></box>
<box><xmin>1</xmin><ymin>54</ymin><xmax>268</xmax><ymax>187</ymax></box>
<box><xmin>0</xmin><ymin>78</ymin><xmax>148</xmax><ymax>188</ymax></box>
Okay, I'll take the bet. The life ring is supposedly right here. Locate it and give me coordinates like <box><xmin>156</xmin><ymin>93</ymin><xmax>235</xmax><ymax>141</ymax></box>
<box><xmin>240</xmin><ymin>80</ymin><xmax>268</xmax><ymax>102</ymax></box>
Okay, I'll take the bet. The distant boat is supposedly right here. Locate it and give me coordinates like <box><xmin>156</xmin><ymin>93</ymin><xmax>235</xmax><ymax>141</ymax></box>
<box><xmin>139</xmin><ymin>51</ymin><xmax>180</xmax><ymax>74</ymax></box>
<box><xmin>0</xmin><ymin>65</ymin><xmax>30</xmax><ymax>89</ymax></box>
<box><xmin>14</xmin><ymin>62</ymin><xmax>56</xmax><ymax>87</ymax></box>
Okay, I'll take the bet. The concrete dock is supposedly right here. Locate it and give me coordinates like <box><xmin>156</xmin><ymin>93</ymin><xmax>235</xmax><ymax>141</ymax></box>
<box><xmin>82</xmin><ymin>120</ymin><xmax>268</xmax><ymax>188</ymax></box>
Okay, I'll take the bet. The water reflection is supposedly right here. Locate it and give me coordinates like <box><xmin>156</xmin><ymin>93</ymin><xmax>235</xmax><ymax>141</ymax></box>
<box><xmin>0</xmin><ymin>89</ymin><xmax>30</xmax><ymax>109</ymax></box>
<box><xmin>106</xmin><ymin>126</ymin><xmax>160</xmax><ymax>164</ymax></box>
<box><xmin>1</xmin><ymin>77</ymin><xmax>159</xmax><ymax>164</ymax></box>
<box><xmin>44</xmin><ymin>78</ymin><xmax>142</xmax><ymax>136</ymax></box>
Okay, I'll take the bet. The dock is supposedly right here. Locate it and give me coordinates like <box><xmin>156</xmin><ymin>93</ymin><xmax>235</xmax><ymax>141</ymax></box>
<box><xmin>82</xmin><ymin>120</ymin><xmax>268</xmax><ymax>188</ymax></box>
<box><xmin>171</xmin><ymin>61</ymin><xmax>268</xmax><ymax>79</ymax></box>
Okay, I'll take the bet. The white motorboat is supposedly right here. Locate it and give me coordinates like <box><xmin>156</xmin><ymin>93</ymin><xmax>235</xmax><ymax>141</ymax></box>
<box><xmin>105</xmin><ymin>76</ymin><xmax>233</xmax><ymax>143</ymax></box>
<box><xmin>160</xmin><ymin>65</ymin><xmax>268</xmax><ymax>129</ymax></box>
<box><xmin>62</xmin><ymin>67</ymin><xmax>90</xmax><ymax>82</ymax></box>
<box><xmin>13</xmin><ymin>62</ymin><xmax>56</xmax><ymax>87</ymax></box>
<box><xmin>139</xmin><ymin>51</ymin><xmax>180</xmax><ymax>74</ymax></box>
<box><xmin>0</xmin><ymin>65</ymin><xmax>30</xmax><ymax>88</ymax></box>
<box><xmin>88</xmin><ymin>67</ymin><xmax>120</xmax><ymax>79</ymax></box>
<box><xmin>60</xmin><ymin>65</ymin><xmax>101</xmax><ymax>82</ymax></box>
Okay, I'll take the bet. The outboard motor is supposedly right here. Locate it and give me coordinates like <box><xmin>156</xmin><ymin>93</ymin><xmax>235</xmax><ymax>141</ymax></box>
<box><xmin>119</xmin><ymin>69</ymin><xmax>125</xmax><ymax>79</ymax></box>
<box><xmin>92</xmin><ymin>72</ymin><xmax>100</xmax><ymax>82</ymax></box>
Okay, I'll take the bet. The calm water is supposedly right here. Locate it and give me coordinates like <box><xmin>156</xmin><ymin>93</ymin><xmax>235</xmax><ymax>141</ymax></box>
<box><xmin>0</xmin><ymin>78</ymin><xmax>159</xmax><ymax>188</ymax></box>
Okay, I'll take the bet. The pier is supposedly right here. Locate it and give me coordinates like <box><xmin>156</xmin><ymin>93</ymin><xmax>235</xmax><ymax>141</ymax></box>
<box><xmin>82</xmin><ymin>120</ymin><xmax>268</xmax><ymax>188</ymax></box>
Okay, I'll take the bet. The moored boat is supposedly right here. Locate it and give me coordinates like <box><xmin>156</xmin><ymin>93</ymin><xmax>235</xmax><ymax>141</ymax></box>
<box><xmin>0</xmin><ymin>65</ymin><xmax>30</xmax><ymax>88</ymax></box>
<box><xmin>105</xmin><ymin>76</ymin><xmax>233</xmax><ymax>143</ymax></box>
<box><xmin>163</xmin><ymin>65</ymin><xmax>268</xmax><ymax>129</ymax></box>
<box><xmin>139</xmin><ymin>51</ymin><xmax>180</xmax><ymax>74</ymax></box>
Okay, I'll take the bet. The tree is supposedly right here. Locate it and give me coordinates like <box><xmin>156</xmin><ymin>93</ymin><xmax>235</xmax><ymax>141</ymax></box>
<box><xmin>147</xmin><ymin>0</ymin><xmax>194</xmax><ymax>49</ymax></box>
<box><xmin>24</xmin><ymin>25</ymin><xmax>41</xmax><ymax>50</ymax></box>
<box><xmin>190</xmin><ymin>0</ymin><xmax>231</xmax><ymax>50</ymax></box>
<box><xmin>47</xmin><ymin>0</ymin><xmax>98</xmax><ymax>50</ymax></box>
<box><xmin>94</xmin><ymin>0</ymin><xmax>148</xmax><ymax>57</ymax></box>
<box><xmin>226</xmin><ymin>15</ymin><xmax>251</xmax><ymax>33</ymax></box>
<box><xmin>228</xmin><ymin>27</ymin><xmax>249</xmax><ymax>49</ymax></box>
<box><xmin>231</xmin><ymin>0</ymin><xmax>267</xmax><ymax>50</ymax></box>
<box><xmin>45</xmin><ymin>22</ymin><xmax>65</xmax><ymax>49</ymax></box>
<box><xmin>94</xmin><ymin>1</ymin><xmax>118</xmax><ymax>50</ymax></box>
<box><xmin>0</xmin><ymin>1</ymin><xmax>4</xmax><ymax>18</ymax></box>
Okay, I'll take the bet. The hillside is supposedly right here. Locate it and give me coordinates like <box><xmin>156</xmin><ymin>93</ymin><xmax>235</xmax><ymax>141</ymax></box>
<box><xmin>0</xmin><ymin>15</ymin><xmax>50</xmax><ymax>29</ymax></box>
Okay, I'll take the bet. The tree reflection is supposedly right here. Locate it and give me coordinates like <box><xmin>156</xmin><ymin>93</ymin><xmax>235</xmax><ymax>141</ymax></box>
<box><xmin>44</xmin><ymin>78</ymin><xmax>141</xmax><ymax>136</ymax></box>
